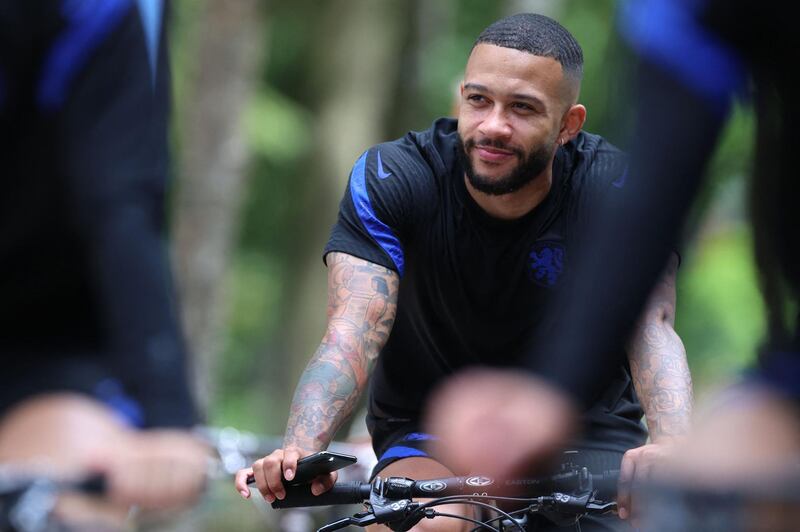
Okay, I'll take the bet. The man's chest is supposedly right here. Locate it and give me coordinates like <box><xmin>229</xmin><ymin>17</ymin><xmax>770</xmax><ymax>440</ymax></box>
<box><xmin>408</xmin><ymin>203</ymin><xmax>574</xmax><ymax>319</ymax></box>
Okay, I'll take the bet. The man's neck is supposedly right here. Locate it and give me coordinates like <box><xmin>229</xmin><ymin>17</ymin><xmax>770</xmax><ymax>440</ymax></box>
<box><xmin>464</xmin><ymin>167</ymin><xmax>553</xmax><ymax>221</ymax></box>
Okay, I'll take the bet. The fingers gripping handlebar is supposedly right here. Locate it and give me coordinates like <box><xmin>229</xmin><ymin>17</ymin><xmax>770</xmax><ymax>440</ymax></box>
<box><xmin>269</xmin><ymin>481</ymin><xmax>371</xmax><ymax>508</ymax></box>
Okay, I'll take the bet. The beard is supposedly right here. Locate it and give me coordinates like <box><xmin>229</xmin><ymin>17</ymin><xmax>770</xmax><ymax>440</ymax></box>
<box><xmin>456</xmin><ymin>133</ymin><xmax>555</xmax><ymax>196</ymax></box>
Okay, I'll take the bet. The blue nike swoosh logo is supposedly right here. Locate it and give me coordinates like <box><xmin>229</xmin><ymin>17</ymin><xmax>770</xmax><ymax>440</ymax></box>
<box><xmin>376</xmin><ymin>150</ymin><xmax>392</xmax><ymax>179</ymax></box>
<box><xmin>611</xmin><ymin>168</ymin><xmax>628</xmax><ymax>189</ymax></box>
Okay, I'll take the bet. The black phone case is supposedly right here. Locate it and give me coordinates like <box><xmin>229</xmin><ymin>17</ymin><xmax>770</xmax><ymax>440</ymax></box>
<box><xmin>288</xmin><ymin>451</ymin><xmax>357</xmax><ymax>485</ymax></box>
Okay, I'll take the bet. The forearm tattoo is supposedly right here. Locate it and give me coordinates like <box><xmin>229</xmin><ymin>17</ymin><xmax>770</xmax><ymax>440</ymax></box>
<box><xmin>628</xmin><ymin>254</ymin><xmax>693</xmax><ymax>442</ymax></box>
<box><xmin>284</xmin><ymin>252</ymin><xmax>399</xmax><ymax>450</ymax></box>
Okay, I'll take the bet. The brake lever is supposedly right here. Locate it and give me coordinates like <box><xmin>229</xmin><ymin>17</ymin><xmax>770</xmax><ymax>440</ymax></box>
<box><xmin>585</xmin><ymin>500</ymin><xmax>617</xmax><ymax>514</ymax></box>
<box><xmin>317</xmin><ymin>511</ymin><xmax>377</xmax><ymax>532</ymax></box>
<box><xmin>7</xmin><ymin>479</ymin><xmax>58</xmax><ymax>532</ymax></box>
<box><xmin>317</xmin><ymin>501</ymin><xmax>424</xmax><ymax>532</ymax></box>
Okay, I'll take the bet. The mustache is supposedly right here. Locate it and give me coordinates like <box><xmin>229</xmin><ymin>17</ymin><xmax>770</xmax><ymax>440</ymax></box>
<box><xmin>465</xmin><ymin>137</ymin><xmax>524</xmax><ymax>158</ymax></box>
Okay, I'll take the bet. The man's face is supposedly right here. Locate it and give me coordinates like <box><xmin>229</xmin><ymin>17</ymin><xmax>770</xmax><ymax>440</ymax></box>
<box><xmin>457</xmin><ymin>44</ymin><xmax>569</xmax><ymax>196</ymax></box>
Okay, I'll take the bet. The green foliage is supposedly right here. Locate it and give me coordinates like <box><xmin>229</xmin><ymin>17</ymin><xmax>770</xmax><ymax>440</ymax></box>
<box><xmin>244</xmin><ymin>87</ymin><xmax>313</xmax><ymax>164</ymax></box>
<box><xmin>676</xmin><ymin>225</ymin><xmax>765</xmax><ymax>392</ymax></box>
<box><xmin>560</xmin><ymin>0</ymin><xmax>621</xmax><ymax>138</ymax></box>
<box><xmin>434</xmin><ymin>0</ymin><xmax>507</xmax><ymax>109</ymax></box>
<box><xmin>212</xmin><ymin>251</ymin><xmax>290</xmax><ymax>432</ymax></box>
<box><xmin>684</xmin><ymin>103</ymin><xmax>755</xmax><ymax>233</ymax></box>
<box><xmin>707</xmin><ymin>103</ymin><xmax>755</xmax><ymax>185</ymax></box>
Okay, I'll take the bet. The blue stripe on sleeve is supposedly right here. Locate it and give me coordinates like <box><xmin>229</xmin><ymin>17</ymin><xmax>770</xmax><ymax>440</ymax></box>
<box><xmin>403</xmin><ymin>432</ymin><xmax>437</xmax><ymax>442</ymax></box>
<box><xmin>38</xmin><ymin>0</ymin><xmax>133</xmax><ymax>110</ymax></box>
<box><xmin>349</xmin><ymin>150</ymin><xmax>406</xmax><ymax>276</ymax></box>
<box><xmin>93</xmin><ymin>378</ymin><xmax>145</xmax><ymax>428</ymax></box>
<box><xmin>135</xmin><ymin>0</ymin><xmax>163</xmax><ymax>85</ymax></box>
<box><xmin>619</xmin><ymin>0</ymin><xmax>746</xmax><ymax>114</ymax></box>
<box><xmin>380</xmin><ymin>445</ymin><xmax>429</xmax><ymax>461</ymax></box>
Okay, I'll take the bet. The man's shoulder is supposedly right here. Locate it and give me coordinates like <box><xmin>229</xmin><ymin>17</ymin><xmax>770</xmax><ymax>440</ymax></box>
<box><xmin>565</xmin><ymin>131</ymin><xmax>628</xmax><ymax>191</ymax></box>
<box><xmin>383</xmin><ymin>117</ymin><xmax>457</xmax><ymax>171</ymax></box>
<box><xmin>572</xmin><ymin>131</ymin><xmax>626</xmax><ymax>163</ymax></box>
<box><xmin>360</xmin><ymin>118</ymin><xmax>457</xmax><ymax>192</ymax></box>
<box><xmin>408</xmin><ymin>117</ymin><xmax>459</xmax><ymax>172</ymax></box>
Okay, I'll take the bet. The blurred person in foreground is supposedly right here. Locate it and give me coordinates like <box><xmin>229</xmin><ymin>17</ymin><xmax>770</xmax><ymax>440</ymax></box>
<box><xmin>427</xmin><ymin>0</ymin><xmax>800</xmax><ymax>524</ymax></box>
<box><xmin>236</xmin><ymin>13</ymin><xmax>692</xmax><ymax>531</ymax></box>
<box><xmin>0</xmin><ymin>0</ymin><xmax>209</xmax><ymax>526</ymax></box>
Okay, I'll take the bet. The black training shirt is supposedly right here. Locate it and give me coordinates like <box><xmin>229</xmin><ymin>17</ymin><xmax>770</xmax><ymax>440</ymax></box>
<box><xmin>324</xmin><ymin>118</ymin><xmax>646</xmax><ymax>452</ymax></box>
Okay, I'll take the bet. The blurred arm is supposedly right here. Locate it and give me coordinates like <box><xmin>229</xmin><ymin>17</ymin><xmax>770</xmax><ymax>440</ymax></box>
<box><xmin>534</xmin><ymin>58</ymin><xmax>728</xmax><ymax>408</ymax></box>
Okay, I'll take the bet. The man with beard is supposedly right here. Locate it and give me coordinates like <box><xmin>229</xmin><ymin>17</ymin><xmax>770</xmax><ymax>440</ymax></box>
<box><xmin>236</xmin><ymin>13</ymin><xmax>691</xmax><ymax>531</ymax></box>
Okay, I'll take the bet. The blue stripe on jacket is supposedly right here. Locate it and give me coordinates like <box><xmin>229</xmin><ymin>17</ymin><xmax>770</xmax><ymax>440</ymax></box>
<box><xmin>619</xmin><ymin>0</ymin><xmax>746</xmax><ymax>115</ymax></box>
<box><xmin>38</xmin><ymin>0</ymin><xmax>133</xmax><ymax>110</ymax></box>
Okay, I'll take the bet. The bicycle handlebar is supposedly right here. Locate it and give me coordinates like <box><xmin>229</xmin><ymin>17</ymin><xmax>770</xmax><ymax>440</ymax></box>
<box><xmin>590</xmin><ymin>472</ymin><xmax>619</xmax><ymax>502</ymax></box>
<box><xmin>269</xmin><ymin>469</ymin><xmax>619</xmax><ymax>509</ymax></box>
<box><xmin>270</xmin><ymin>481</ymin><xmax>372</xmax><ymax>508</ymax></box>
<box><xmin>0</xmin><ymin>472</ymin><xmax>107</xmax><ymax>532</ymax></box>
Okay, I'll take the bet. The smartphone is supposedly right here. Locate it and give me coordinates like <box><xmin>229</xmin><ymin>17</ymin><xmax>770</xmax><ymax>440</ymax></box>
<box><xmin>287</xmin><ymin>450</ymin><xmax>357</xmax><ymax>485</ymax></box>
<box><xmin>245</xmin><ymin>450</ymin><xmax>357</xmax><ymax>486</ymax></box>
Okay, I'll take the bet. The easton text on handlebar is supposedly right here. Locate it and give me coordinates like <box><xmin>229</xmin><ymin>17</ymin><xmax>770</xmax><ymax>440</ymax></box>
<box><xmin>267</xmin><ymin>467</ymin><xmax>619</xmax><ymax>531</ymax></box>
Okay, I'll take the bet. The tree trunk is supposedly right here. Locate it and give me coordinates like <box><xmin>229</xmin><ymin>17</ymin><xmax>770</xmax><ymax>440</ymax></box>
<box><xmin>280</xmin><ymin>0</ymin><xmax>408</xmax><ymax>408</ymax></box>
<box><xmin>172</xmin><ymin>0</ymin><xmax>266</xmax><ymax>417</ymax></box>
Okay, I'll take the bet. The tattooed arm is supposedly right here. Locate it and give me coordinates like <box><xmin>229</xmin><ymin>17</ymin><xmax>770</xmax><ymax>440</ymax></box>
<box><xmin>617</xmin><ymin>252</ymin><xmax>692</xmax><ymax>520</ymax></box>
<box><xmin>235</xmin><ymin>252</ymin><xmax>399</xmax><ymax>502</ymax></box>
<box><xmin>284</xmin><ymin>252</ymin><xmax>399</xmax><ymax>450</ymax></box>
<box><xmin>628</xmin><ymin>252</ymin><xmax>692</xmax><ymax>442</ymax></box>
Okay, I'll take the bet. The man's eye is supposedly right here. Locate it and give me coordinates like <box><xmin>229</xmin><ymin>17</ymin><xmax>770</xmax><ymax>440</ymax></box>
<box><xmin>467</xmin><ymin>94</ymin><xmax>486</xmax><ymax>103</ymax></box>
<box><xmin>513</xmin><ymin>102</ymin><xmax>534</xmax><ymax>112</ymax></box>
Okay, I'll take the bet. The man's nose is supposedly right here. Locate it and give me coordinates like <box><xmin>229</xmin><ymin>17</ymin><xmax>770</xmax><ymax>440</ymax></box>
<box><xmin>478</xmin><ymin>106</ymin><xmax>512</xmax><ymax>140</ymax></box>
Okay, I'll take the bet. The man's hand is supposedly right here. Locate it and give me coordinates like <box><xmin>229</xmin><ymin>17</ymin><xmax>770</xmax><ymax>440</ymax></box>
<box><xmin>234</xmin><ymin>446</ymin><xmax>337</xmax><ymax>503</ymax></box>
<box><xmin>617</xmin><ymin>442</ymin><xmax>675</xmax><ymax>521</ymax></box>
<box><xmin>95</xmin><ymin>429</ymin><xmax>211</xmax><ymax>511</ymax></box>
<box><xmin>425</xmin><ymin>369</ymin><xmax>578</xmax><ymax>479</ymax></box>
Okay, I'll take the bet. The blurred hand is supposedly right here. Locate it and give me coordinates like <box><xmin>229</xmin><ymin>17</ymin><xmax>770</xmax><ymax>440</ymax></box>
<box><xmin>234</xmin><ymin>446</ymin><xmax>337</xmax><ymax>503</ymax></box>
<box><xmin>95</xmin><ymin>429</ymin><xmax>211</xmax><ymax>511</ymax></box>
<box><xmin>632</xmin><ymin>386</ymin><xmax>800</xmax><ymax>531</ymax></box>
<box><xmin>669</xmin><ymin>386</ymin><xmax>800</xmax><ymax>485</ymax></box>
<box><xmin>617</xmin><ymin>442</ymin><xmax>675</xmax><ymax>521</ymax></box>
<box><xmin>424</xmin><ymin>369</ymin><xmax>578</xmax><ymax>479</ymax></box>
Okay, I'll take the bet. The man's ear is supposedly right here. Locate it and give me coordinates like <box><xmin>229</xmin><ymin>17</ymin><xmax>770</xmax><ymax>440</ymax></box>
<box><xmin>559</xmin><ymin>104</ymin><xmax>587</xmax><ymax>144</ymax></box>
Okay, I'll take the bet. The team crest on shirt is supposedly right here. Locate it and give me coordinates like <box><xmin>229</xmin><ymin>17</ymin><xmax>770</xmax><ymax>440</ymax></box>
<box><xmin>527</xmin><ymin>241</ymin><xmax>565</xmax><ymax>288</ymax></box>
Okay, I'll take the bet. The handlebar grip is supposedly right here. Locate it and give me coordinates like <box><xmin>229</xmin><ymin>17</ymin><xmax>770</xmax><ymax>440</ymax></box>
<box><xmin>591</xmin><ymin>470</ymin><xmax>620</xmax><ymax>501</ymax></box>
<box><xmin>269</xmin><ymin>481</ymin><xmax>371</xmax><ymax>508</ymax></box>
<box><xmin>75</xmin><ymin>474</ymin><xmax>106</xmax><ymax>495</ymax></box>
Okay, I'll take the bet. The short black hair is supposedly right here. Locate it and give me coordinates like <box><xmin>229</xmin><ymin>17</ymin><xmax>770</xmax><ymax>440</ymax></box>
<box><xmin>474</xmin><ymin>13</ymin><xmax>584</xmax><ymax>84</ymax></box>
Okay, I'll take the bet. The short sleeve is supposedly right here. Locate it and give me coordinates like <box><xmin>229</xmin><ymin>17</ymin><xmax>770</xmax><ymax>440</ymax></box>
<box><xmin>575</xmin><ymin>136</ymin><xmax>681</xmax><ymax>264</ymax></box>
<box><xmin>324</xmin><ymin>140</ymin><xmax>435</xmax><ymax>276</ymax></box>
